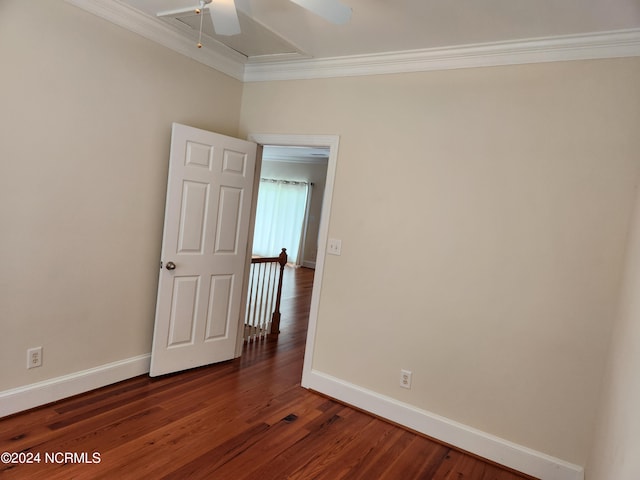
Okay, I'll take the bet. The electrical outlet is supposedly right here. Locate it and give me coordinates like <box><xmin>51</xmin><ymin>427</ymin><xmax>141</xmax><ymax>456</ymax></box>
<box><xmin>400</xmin><ymin>369</ymin><xmax>412</xmax><ymax>389</ymax></box>
<box><xmin>27</xmin><ymin>347</ymin><xmax>43</xmax><ymax>369</ymax></box>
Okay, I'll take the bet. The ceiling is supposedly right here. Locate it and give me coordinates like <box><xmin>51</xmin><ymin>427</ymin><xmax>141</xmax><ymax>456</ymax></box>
<box><xmin>67</xmin><ymin>0</ymin><xmax>640</xmax><ymax>81</ymax></box>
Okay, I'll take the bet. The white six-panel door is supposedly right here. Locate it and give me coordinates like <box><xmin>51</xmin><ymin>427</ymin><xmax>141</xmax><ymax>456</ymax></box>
<box><xmin>150</xmin><ymin>123</ymin><xmax>257</xmax><ymax>377</ymax></box>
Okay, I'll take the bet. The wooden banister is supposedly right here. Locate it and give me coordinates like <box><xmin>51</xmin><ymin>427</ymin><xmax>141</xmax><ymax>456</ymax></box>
<box><xmin>270</xmin><ymin>248</ymin><xmax>288</xmax><ymax>335</ymax></box>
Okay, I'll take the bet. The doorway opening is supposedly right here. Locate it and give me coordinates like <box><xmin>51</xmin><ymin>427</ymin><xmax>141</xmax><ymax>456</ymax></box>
<box><xmin>244</xmin><ymin>134</ymin><xmax>340</xmax><ymax>388</ymax></box>
<box><xmin>243</xmin><ymin>145</ymin><xmax>328</xmax><ymax>342</ymax></box>
<box><xmin>254</xmin><ymin>145</ymin><xmax>329</xmax><ymax>267</ymax></box>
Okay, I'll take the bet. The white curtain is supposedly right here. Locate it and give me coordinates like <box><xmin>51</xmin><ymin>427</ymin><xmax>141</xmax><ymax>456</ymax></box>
<box><xmin>252</xmin><ymin>178</ymin><xmax>310</xmax><ymax>265</ymax></box>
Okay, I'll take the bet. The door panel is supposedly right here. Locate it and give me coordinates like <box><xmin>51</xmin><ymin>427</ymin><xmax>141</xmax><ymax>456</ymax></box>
<box><xmin>215</xmin><ymin>186</ymin><xmax>243</xmax><ymax>252</ymax></box>
<box><xmin>150</xmin><ymin>123</ymin><xmax>257</xmax><ymax>377</ymax></box>
<box><xmin>206</xmin><ymin>274</ymin><xmax>233</xmax><ymax>339</ymax></box>
<box><xmin>167</xmin><ymin>276</ymin><xmax>199</xmax><ymax>347</ymax></box>
<box><xmin>178</xmin><ymin>181</ymin><xmax>209</xmax><ymax>253</ymax></box>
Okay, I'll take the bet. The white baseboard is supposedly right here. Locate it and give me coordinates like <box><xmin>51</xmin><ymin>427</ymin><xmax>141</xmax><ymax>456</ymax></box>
<box><xmin>0</xmin><ymin>354</ymin><xmax>151</xmax><ymax>418</ymax></box>
<box><xmin>302</xmin><ymin>369</ymin><xmax>584</xmax><ymax>480</ymax></box>
<box><xmin>302</xmin><ymin>260</ymin><xmax>316</xmax><ymax>269</ymax></box>
<box><xmin>0</xmin><ymin>358</ymin><xmax>584</xmax><ymax>480</ymax></box>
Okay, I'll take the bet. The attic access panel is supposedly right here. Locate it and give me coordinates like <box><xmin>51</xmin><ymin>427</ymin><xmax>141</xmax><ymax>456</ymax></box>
<box><xmin>160</xmin><ymin>9</ymin><xmax>308</xmax><ymax>61</ymax></box>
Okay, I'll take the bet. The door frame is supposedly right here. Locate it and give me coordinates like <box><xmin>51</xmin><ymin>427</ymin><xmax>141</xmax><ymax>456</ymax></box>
<box><xmin>238</xmin><ymin>133</ymin><xmax>340</xmax><ymax>388</ymax></box>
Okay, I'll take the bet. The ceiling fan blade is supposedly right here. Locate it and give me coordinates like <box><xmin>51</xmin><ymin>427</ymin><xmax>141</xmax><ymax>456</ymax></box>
<box><xmin>289</xmin><ymin>0</ymin><xmax>352</xmax><ymax>25</ymax></box>
<box><xmin>208</xmin><ymin>0</ymin><xmax>241</xmax><ymax>36</ymax></box>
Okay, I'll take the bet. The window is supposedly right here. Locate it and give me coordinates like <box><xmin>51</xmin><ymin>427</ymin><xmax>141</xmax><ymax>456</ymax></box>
<box><xmin>252</xmin><ymin>178</ymin><xmax>310</xmax><ymax>265</ymax></box>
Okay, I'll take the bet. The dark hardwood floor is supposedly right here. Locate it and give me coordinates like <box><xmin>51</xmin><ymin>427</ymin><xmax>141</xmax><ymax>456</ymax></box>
<box><xmin>0</xmin><ymin>267</ymin><xmax>536</xmax><ymax>479</ymax></box>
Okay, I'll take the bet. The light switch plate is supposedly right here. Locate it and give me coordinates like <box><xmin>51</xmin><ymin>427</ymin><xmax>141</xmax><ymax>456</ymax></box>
<box><xmin>327</xmin><ymin>238</ymin><xmax>342</xmax><ymax>255</ymax></box>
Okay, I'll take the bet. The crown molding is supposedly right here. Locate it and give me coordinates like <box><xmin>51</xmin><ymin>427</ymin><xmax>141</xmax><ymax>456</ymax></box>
<box><xmin>64</xmin><ymin>1</ymin><xmax>640</xmax><ymax>83</ymax></box>
<box><xmin>243</xmin><ymin>28</ymin><xmax>640</xmax><ymax>82</ymax></box>
<box><xmin>65</xmin><ymin>0</ymin><xmax>246</xmax><ymax>81</ymax></box>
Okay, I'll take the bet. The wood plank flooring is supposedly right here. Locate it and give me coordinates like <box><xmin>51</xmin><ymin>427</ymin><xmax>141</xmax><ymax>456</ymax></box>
<box><xmin>0</xmin><ymin>267</ymin><xmax>537</xmax><ymax>479</ymax></box>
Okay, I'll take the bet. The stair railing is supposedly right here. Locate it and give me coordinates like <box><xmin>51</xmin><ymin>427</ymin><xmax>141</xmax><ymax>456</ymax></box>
<box><xmin>244</xmin><ymin>248</ymin><xmax>287</xmax><ymax>341</ymax></box>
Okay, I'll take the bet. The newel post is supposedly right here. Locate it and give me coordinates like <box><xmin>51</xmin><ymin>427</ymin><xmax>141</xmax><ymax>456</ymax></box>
<box><xmin>270</xmin><ymin>248</ymin><xmax>287</xmax><ymax>335</ymax></box>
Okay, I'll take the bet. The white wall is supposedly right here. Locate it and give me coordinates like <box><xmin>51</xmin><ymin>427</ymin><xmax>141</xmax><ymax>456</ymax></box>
<box><xmin>239</xmin><ymin>58</ymin><xmax>640</xmax><ymax>467</ymax></box>
<box><xmin>587</xmin><ymin>183</ymin><xmax>640</xmax><ymax>480</ymax></box>
<box><xmin>0</xmin><ymin>0</ymin><xmax>243</xmax><ymax>392</ymax></box>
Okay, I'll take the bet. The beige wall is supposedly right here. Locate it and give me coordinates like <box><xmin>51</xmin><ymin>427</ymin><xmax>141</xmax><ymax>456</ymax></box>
<box><xmin>239</xmin><ymin>58</ymin><xmax>640</xmax><ymax>465</ymax></box>
<box><xmin>0</xmin><ymin>1</ymin><xmax>243</xmax><ymax>389</ymax></box>
<box><xmin>3</xmin><ymin>0</ymin><xmax>640</xmax><ymax>472</ymax></box>
<box><xmin>587</xmin><ymin>185</ymin><xmax>640</xmax><ymax>480</ymax></box>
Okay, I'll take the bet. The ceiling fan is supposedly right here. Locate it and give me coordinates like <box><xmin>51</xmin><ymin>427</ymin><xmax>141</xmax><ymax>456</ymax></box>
<box><xmin>158</xmin><ymin>0</ymin><xmax>352</xmax><ymax>48</ymax></box>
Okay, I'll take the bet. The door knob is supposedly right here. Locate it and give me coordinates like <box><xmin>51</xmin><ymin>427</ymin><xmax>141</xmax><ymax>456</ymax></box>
<box><xmin>165</xmin><ymin>261</ymin><xmax>176</xmax><ymax>270</ymax></box>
